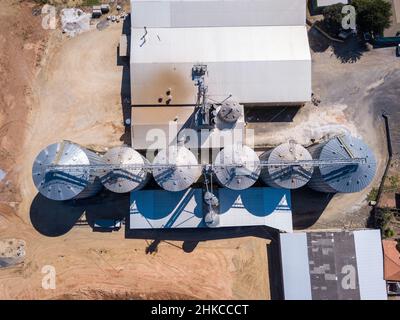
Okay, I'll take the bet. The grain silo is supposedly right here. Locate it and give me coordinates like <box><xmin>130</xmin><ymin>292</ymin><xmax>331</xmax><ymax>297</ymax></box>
<box><xmin>32</xmin><ymin>141</ymin><xmax>103</xmax><ymax>201</ymax></box>
<box><xmin>260</xmin><ymin>142</ymin><xmax>313</xmax><ymax>189</ymax></box>
<box><xmin>99</xmin><ymin>146</ymin><xmax>150</xmax><ymax>193</ymax></box>
<box><xmin>152</xmin><ymin>146</ymin><xmax>202</xmax><ymax>192</ymax></box>
<box><xmin>307</xmin><ymin>135</ymin><xmax>376</xmax><ymax>193</ymax></box>
<box><xmin>213</xmin><ymin>145</ymin><xmax>260</xmax><ymax>190</ymax></box>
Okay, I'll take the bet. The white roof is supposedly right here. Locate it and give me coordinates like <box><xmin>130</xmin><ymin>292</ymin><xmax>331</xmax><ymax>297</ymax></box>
<box><xmin>132</xmin><ymin>26</ymin><xmax>311</xmax><ymax>63</ymax></box>
<box><xmin>353</xmin><ymin>230</ymin><xmax>387</xmax><ymax>300</ymax></box>
<box><xmin>131</xmin><ymin>26</ymin><xmax>311</xmax><ymax>104</ymax></box>
<box><xmin>280</xmin><ymin>233</ymin><xmax>312</xmax><ymax>300</ymax></box>
<box><xmin>279</xmin><ymin>230</ymin><xmax>387</xmax><ymax>300</ymax></box>
<box><xmin>129</xmin><ymin>187</ymin><xmax>293</xmax><ymax>231</ymax></box>
<box><xmin>131</xmin><ymin>0</ymin><xmax>306</xmax><ymax>28</ymax></box>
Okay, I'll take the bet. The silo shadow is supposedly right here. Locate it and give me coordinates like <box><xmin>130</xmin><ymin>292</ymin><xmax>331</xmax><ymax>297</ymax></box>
<box><xmin>30</xmin><ymin>193</ymin><xmax>85</xmax><ymax>237</ymax></box>
<box><xmin>30</xmin><ymin>191</ymin><xmax>130</xmax><ymax>237</ymax></box>
<box><xmin>291</xmin><ymin>187</ymin><xmax>334</xmax><ymax>229</ymax></box>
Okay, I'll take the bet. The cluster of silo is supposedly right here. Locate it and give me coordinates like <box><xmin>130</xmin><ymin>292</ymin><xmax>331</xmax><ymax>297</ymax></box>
<box><xmin>260</xmin><ymin>142</ymin><xmax>314</xmax><ymax>189</ymax></box>
<box><xmin>213</xmin><ymin>145</ymin><xmax>261</xmax><ymax>190</ymax></box>
<box><xmin>32</xmin><ymin>134</ymin><xmax>376</xmax><ymax>201</ymax></box>
<box><xmin>32</xmin><ymin>141</ymin><xmax>104</xmax><ymax>201</ymax></box>
<box><xmin>152</xmin><ymin>145</ymin><xmax>202</xmax><ymax>192</ymax></box>
<box><xmin>99</xmin><ymin>146</ymin><xmax>150</xmax><ymax>193</ymax></box>
<box><xmin>307</xmin><ymin>135</ymin><xmax>376</xmax><ymax>193</ymax></box>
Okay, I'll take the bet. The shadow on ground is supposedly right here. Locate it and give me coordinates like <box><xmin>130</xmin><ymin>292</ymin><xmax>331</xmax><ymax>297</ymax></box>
<box><xmin>308</xmin><ymin>25</ymin><xmax>369</xmax><ymax>63</ymax></box>
<box><xmin>118</xmin><ymin>14</ymin><xmax>131</xmax><ymax>145</ymax></box>
<box><xmin>30</xmin><ymin>191</ymin><xmax>129</xmax><ymax>237</ymax></box>
<box><xmin>244</xmin><ymin>106</ymin><xmax>301</xmax><ymax>123</ymax></box>
<box><xmin>291</xmin><ymin>187</ymin><xmax>334</xmax><ymax>230</ymax></box>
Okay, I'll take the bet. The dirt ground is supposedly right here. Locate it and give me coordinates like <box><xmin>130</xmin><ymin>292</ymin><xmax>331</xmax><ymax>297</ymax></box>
<box><xmin>1</xmin><ymin>0</ymin><xmax>399</xmax><ymax>300</ymax></box>
<box><xmin>0</xmin><ymin>1</ymin><xmax>270</xmax><ymax>300</ymax></box>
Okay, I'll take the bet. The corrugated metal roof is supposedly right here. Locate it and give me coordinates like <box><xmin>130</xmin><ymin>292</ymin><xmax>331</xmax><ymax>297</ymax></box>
<box><xmin>280</xmin><ymin>233</ymin><xmax>312</xmax><ymax>300</ymax></box>
<box><xmin>382</xmin><ymin>240</ymin><xmax>400</xmax><ymax>281</ymax></box>
<box><xmin>217</xmin><ymin>187</ymin><xmax>293</xmax><ymax>232</ymax></box>
<box><xmin>132</xmin><ymin>26</ymin><xmax>311</xmax><ymax>63</ymax></box>
<box><xmin>279</xmin><ymin>230</ymin><xmax>387</xmax><ymax>300</ymax></box>
<box><xmin>308</xmin><ymin>135</ymin><xmax>376</xmax><ymax>193</ymax></box>
<box><xmin>130</xmin><ymin>26</ymin><xmax>311</xmax><ymax>105</ymax></box>
<box><xmin>129</xmin><ymin>187</ymin><xmax>293</xmax><ymax>231</ymax></box>
<box><xmin>131</xmin><ymin>0</ymin><xmax>306</xmax><ymax>28</ymax></box>
<box><xmin>353</xmin><ymin>230</ymin><xmax>387</xmax><ymax>300</ymax></box>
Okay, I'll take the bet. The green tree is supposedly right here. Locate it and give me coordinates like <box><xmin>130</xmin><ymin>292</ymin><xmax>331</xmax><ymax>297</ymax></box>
<box><xmin>352</xmin><ymin>0</ymin><xmax>392</xmax><ymax>35</ymax></box>
<box><xmin>322</xmin><ymin>3</ymin><xmax>346</xmax><ymax>33</ymax></box>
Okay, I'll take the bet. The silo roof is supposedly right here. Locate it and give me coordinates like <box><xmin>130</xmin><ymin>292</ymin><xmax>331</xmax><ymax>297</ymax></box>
<box><xmin>214</xmin><ymin>145</ymin><xmax>260</xmax><ymax>190</ymax></box>
<box><xmin>264</xmin><ymin>142</ymin><xmax>313</xmax><ymax>189</ymax></box>
<box><xmin>100</xmin><ymin>147</ymin><xmax>149</xmax><ymax>193</ymax></box>
<box><xmin>32</xmin><ymin>141</ymin><xmax>92</xmax><ymax>201</ymax></box>
<box><xmin>317</xmin><ymin>136</ymin><xmax>376</xmax><ymax>193</ymax></box>
<box><xmin>152</xmin><ymin>146</ymin><xmax>201</xmax><ymax>191</ymax></box>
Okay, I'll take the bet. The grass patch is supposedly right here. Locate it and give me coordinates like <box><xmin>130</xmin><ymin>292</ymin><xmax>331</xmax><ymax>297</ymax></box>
<box><xmin>367</xmin><ymin>188</ymin><xmax>378</xmax><ymax>202</ymax></box>
<box><xmin>81</xmin><ymin>0</ymin><xmax>100</xmax><ymax>6</ymax></box>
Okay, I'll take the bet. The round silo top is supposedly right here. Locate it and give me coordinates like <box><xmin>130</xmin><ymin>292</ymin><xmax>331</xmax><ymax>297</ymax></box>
<box><xmin>317</xmin><ymin>135</ymin><xmax>376</xmax><ymax>193</ymax></box>
<box><xmin>218</xmin><ymin>101</ymin><xmax>242</xmax><ymax>123</ymax></box>
<box><xmin>100</xmin><ymin>147</ymin><xmax>149</xmax><ymax>193</ymax></box>
<box><xmin>32</xmin><ymin>141</ymin><xmax>93</xmax><ymax>201</ymax></box>
<box><xmin>263</xmin><ymin>142</ymin><xmax>314</xmax><ymax>189</ymax></box>
<box><xmin>152</xmin><ymin>146</ymin><xmax>201</xmax><ymax>192</ymax></box>
<box><xmin>214</xmin><ymin>145</ymin><xmax>261</xmax><ymax>190</ymax></box>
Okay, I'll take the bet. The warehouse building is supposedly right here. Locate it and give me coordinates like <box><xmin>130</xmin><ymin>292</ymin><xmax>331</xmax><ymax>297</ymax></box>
<box><xmin>279</xmin><ymin>230</ymin><xmax>387</xmax><ymax>300</ymax></box>
<box><xmin>130</xmin><ymin>0</ymin><xmax>311</xmax><ymax>108</ymax></box>
<box><xmin>129</xmin><ymin>187</ymin><xmax>293</xmax><ymax>232</ymax></box>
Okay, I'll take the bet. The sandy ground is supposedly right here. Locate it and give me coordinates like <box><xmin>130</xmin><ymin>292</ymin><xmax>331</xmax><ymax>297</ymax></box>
<box><xmin>0</xmin><ymin>1</ymin><xmax>270</xmax><ymax>300</ymax></box>
<box><xmin>1</xmin><ymin>1</ymin><xmax>399</xmax><ymax>300</ymax></box>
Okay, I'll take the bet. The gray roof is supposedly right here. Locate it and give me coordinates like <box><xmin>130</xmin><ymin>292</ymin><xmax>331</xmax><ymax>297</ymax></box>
<box><xmin>280</xmin><ymin>230</ymin><xmax>387</xmax><ymax>300</ymax></box>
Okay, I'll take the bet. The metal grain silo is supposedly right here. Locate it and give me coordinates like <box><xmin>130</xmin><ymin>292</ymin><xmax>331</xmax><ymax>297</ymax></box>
<box><xmin>99</xmin><ymin>146</ymin><xmax>150</xmax><ymax>193</ymax></box>
<box><xmin>213</xmin><ymin>145</ymin><xmax>260</xmax><ymax>190</ymax></box>
<box><xmin>152</xmin><ymin>146</ymin><xmax>202</xmax><ymax>192</ymax></box>
<box><xmin>260</xmin><ymin>142</ymin><xmax>313</xmax><ymax>189</ymax></box>
<box><xmin>307</xmin><ymin>135</ymin><xmax>376</xmax><ymax>193</ymax></box>
<box><xmin>32</xmin><ymin>141</ymin><xmax>103</xmax><ymax>201</ymax></box>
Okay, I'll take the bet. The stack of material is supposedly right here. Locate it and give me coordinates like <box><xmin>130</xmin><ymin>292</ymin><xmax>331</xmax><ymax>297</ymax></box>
<box><xmin>92</xmin><ymin>6</ymin><xmax>102</xmax><ymax>18</ymax></box>
<box><xmin>101</xmin><ymin>4</ymin><xmax>110</xmax><ymax>13</ymax></box>
<box><xmin>61</xmin><ymin>8</ymin><xmax>91</xmax><ymax>37</ymax></box>
<box><xmin>0</xmin><ymin>239</ymin><xmax>25</xmax><ymax>268</ymax></box>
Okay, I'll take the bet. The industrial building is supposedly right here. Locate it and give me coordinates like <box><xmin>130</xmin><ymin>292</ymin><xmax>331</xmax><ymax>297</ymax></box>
<box><xmin>129</xmin><ymin>0</ymin><xmax>311</xmax><ymax>108</ymax></box>
<box><xmin>279</xmin><ymin>230</ymin><xmax>387</xmax><ymax>300</ymax></box>
<box><xmin>32</xmin><ymin>1</ymin><xmax>377</xmax><ymax>235</ymax></box>
<box><xmin>129</xmin><ymin>187</ymin><xmax>293</xmax><ymax>232</ymax></box>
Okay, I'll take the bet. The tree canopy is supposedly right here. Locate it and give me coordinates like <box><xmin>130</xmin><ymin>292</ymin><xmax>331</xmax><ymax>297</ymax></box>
<box><xmin>352</xmin><ymin>0</ymin><xmax>392</xmax><ymax>35</ymax></box>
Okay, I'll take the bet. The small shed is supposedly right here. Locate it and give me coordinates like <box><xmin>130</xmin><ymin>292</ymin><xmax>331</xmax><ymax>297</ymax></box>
<box><xmin>101</xmin><ymin>4</ymin><xmax>110</xmax><ymax>14</ymax></box>
<box><xmin>382</xmin><ymin>240</ymin><xmax>400</xmax><ymax>282</ymax></box>
<box><xmin>92</xmin><ymin>8</ymin><xmax>102</xmax><ymax>19</ymax></box>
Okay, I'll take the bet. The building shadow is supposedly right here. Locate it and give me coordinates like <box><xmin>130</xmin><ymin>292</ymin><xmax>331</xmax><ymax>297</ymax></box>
<box><xmin>244</xmin><ymin>106</ymin><xmax>301</xmax><ymax>123</ymax></box>
<box><xmin>267</xmin><ymin>237</ymin><xmax>284</xmax><ymax>300</ymax></box>
<box><xmin>118</xmin><ymin>13</ymin><xmax>132</xmax><ymax>145</ymax></box>
<box><xmin>84</xmin><ymin>191</ymin><xmax>129</xmax><ymax>230</ymax></box>
<box><xmin>30</xmin><ymin>191</ymin><xmax>129</xmax><ymax>236</ymax></box>
<box><xmin>125</xmin><ymin>224</ymin><xmax>279</xmax><ymax>243</ymax></box>
<box><xmin>291</xmin><ymin>187</ymin><xmax>334</xmax><ymax>230</ymax></box>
